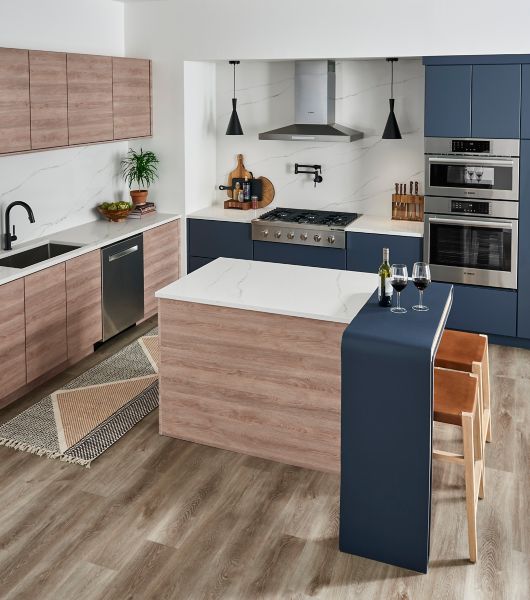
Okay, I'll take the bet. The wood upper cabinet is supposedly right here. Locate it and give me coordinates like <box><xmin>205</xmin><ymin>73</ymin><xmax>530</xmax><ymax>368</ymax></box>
<box><xmin>67</xmin><ymin>53</ymin><xmax>113</xmax><ymax>145</ymax></box>
<box><xmin>113</xmin><ymin>57</ymin><xmax>151</xmax><ymax>139</ymax></box>
<box><xmin>0</xmin><ymin>48</ymin><xmax>31</xmax><ymax>153</ymax></box>
<box><xmin>66</xmin><ymin>250</ymin><xmax>102</xmax><ymax>357</ymax></box>
<box><xmin>143</xmin><ymin>220</ymin><xmax>180</xmax><ymax>318</ymax></box>
<box><xmin>29</xmin><ymin>51</ymin><xmax>68</xmax><ymax>149</ymax></box>
<box><xmin>0</xmin><ymin>279</ymin><xmax>26</xmax><ymax>397</ymax></box>
<box><xmin>25</xmin><ymin>263</ymin><xmax>67</xmax><ymax>383</ymax></box>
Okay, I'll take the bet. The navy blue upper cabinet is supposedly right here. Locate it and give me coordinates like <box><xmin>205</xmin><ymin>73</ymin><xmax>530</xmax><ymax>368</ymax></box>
<box><xmin>521</xmin><ymin>65</ymin><xmax>530</xmax><ymax>139</ymax></box>
<box><xmin>471</xmin><ymin>65</ymin><xmax>521</xmax><ymax>139</ymax></box>
<box><xmin>346</xmin><ymin>233</ymin><xmax>422</xmax><ymax>273</ymax></box>
<box><xmin>425</xmin><ymin>65</ymin><xmax>472</xmax><ymax>138</ymax></box>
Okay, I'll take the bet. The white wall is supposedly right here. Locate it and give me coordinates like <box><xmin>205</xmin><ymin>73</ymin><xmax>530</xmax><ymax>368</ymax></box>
<box><xmin>124</xmin><ymin>0</ymin><xmax>530</xmax><ymax>222</ymax></box>
<box><xmin>0</xmin><ymin>0</ymin><xmax>128</xmax><ymax>244</ymax></box>
<box><xmin>215</xmin><ymin>59</ymin><xmax>424</xmax><ymax>216</ymax></box>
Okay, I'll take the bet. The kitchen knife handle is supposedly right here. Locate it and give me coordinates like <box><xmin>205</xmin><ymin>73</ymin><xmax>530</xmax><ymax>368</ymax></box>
<box><xmin>219</xmin><ymin>185</ymin><xmax>232</xmax><ymax>190</ymax></box>
<box><xmin>414</xmin><ymin>181</ymin><xmax>419</xmax><ymax>195</ymax></box>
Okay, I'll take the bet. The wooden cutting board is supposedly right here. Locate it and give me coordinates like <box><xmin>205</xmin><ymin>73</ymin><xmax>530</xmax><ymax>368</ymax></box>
<box><xmin>227</xmin><ymin>154</ymin><xmax>252</xmax><ymax>199</ymax></box>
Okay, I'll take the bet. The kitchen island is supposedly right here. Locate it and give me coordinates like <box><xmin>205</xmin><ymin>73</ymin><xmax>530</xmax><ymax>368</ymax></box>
<box><xmin>156</xmin><ymin>258</ymin><xmax>452</xmax><ymax>573</ymax></box>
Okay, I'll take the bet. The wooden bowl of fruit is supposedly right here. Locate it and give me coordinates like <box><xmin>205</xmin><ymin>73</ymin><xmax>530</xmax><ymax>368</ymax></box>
<box><xmin>97</xmin><ymin>201</ymin><xmax>133</xmax><ymax>222</ymax></box>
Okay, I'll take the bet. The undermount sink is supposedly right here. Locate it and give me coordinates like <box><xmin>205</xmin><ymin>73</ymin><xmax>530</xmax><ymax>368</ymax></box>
<box><xmin>0</xmin><ymin>243</ymin><xmax>83</xmax><ymax>269</ymax></box>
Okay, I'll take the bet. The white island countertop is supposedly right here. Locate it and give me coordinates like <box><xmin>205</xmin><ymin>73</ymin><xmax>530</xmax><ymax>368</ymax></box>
<box><xmin>0</xmin><ymin>212</ymin><xmax>181</xmax><ymax>286</ymax></box>
<box><xmin>156</xmin><ymin>257</ymin><xmax>378</xmax><ymax>323</ymax></box>
<box><xmin>187</xmin><ymin>206</ymin><xmax>423</xmax><ymax>237</ymax></box>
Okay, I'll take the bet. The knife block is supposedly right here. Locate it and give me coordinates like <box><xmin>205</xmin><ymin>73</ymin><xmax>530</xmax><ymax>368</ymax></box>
<box><xmin>391</xmin><ymin>194</ymin><xmax>424</xmax><ymax>222</ymax></box>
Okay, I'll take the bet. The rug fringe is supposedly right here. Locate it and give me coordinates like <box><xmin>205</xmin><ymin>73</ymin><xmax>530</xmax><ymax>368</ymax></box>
<box><xmin>0</xmin><ymin>437</ymin><xmax>91</xmax><ymax>468</ymax></box>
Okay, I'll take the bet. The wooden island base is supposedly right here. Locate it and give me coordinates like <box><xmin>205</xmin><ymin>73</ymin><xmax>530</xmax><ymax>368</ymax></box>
<box><xmin>158</xmin><ymin>298</ymin><xmax>346</xmax><ymax>473</ymax></box>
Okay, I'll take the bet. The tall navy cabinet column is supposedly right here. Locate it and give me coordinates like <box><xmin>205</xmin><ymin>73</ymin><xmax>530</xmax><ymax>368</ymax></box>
<box><xmin>517</xmin><ymin>140</ymin><xmax>530</xmax><ymax>338</ymax></box>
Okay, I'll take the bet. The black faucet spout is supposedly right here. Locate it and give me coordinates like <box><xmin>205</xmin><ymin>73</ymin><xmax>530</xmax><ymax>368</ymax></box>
<box><xmin>3</xmin><ymin>201</ymin><xmax>36</xmax><ymax>251</ymax></box>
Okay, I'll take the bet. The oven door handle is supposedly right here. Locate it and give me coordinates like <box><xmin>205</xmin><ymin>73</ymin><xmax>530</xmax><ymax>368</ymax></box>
<box><xmin>428</xmin><ymin>157</ymin><xmax>515</xmax><ymax>167</ymax></box>
<box><xmin>428</xmin><ymin>217</ymin><xmax>514</xmax><ymax>229</ymax></box>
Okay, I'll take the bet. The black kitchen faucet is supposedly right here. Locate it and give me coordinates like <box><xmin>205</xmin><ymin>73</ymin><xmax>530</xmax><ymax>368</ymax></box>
<box><xmin>3</xmin><ymin>201</ymin><xmax>35</xmax><ymax>251</ymax></box>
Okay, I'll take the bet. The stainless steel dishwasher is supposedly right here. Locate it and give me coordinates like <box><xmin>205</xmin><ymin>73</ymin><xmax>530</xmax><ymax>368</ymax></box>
<box><xmin>101</xmin><ymin>234</ymin><xmax>144</xmax><ymax>341</ymax></box>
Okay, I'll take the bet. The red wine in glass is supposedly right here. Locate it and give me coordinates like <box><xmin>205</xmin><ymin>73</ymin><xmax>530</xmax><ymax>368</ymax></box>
<box><xmin>390</xmin><ymin>264</ymin><xmax>408</xmax><ymax>314</ymax></box>
<box><xmin>412</xmin><ymin>262</ymin><xmax>431</xmax><ymax>311</ymax></box>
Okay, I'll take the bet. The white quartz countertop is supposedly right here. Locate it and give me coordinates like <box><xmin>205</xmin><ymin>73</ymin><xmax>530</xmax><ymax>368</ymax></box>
<box><xmin>187</xmin><ymin>206</ymin><xmax>423</xmax><ymax>237</ymax></box>
<box><xmin>156</xmin><ymin>257</ymin><xmax>378</xmax><ymax>324</ymax></box>
<box><xmin>0</xmin><ymin>212</ymin><xmax>181</xmax><ymax>286</ymax></box>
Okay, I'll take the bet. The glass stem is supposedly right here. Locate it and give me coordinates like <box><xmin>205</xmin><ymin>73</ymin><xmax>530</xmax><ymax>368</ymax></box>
<box><xmin>397</xmin><ymin>291</ymin><xmax>401</xmax><ymax>311</ymax></box>
<box><xmin>420</xmin><ymin>290</ymin><xmax>423</xmax><ymax>307</ymax></box>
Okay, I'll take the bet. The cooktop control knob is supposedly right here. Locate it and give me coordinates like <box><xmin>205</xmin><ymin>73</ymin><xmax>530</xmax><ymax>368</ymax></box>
<box><xmin>274</xmin><ymin>231</ymin><xmax>282</xmax><ymax>239</ymax></box>
<box><xmin>287</xmin><ymin>231</ymin><xmax>295</xmax><ymax>240</ymax></box>
<box><xmin>263</xmin><ymin>229</ymin><xmax>269</xmax><ymax>237</ymax></box>
<box><xmin>327</xmin><ymin>235</ymin><xmax>335</xmax><ymax>244</ymax></box>
<box><xmin>314</xmin><ymin>234</ymin><xmax>322</xmax><ymax>242</ymax></box>
<box><xmin>300</xmin><ymin>233</ymin><xmax>308</xmax><ymax>241</ymax></box>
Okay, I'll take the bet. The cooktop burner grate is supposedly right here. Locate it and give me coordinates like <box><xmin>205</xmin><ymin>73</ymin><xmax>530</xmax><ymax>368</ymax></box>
<box><xmin>259</xmin><ymin>207</ymin><xmax>359</xmax><ymax>227</ymax></box>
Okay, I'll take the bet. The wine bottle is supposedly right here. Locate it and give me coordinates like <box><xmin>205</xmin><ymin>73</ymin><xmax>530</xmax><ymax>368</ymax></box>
<box><xmin>378</xmin><ymin>248</ymin><xmax>393</xmax><ymax>307</ymax></box>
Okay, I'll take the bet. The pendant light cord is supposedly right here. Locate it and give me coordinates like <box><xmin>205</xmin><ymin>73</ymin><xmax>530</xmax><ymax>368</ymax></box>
<box><xmin>233</xmin><ymin>62</ymin><xmax>236</xmax><ymax>99</ymax></box>
<box><xmin>390</xmin><ymin>60</ymin><xmax>394</xmax><ymax>100</ymax></box>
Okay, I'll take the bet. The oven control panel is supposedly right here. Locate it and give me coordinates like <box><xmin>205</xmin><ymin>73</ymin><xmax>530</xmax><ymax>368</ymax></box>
<box><xmin>452</xmin><ymin>139</ymin><xmax>490</xmax><ymax>153</ymax></box>
<box><xmin>451</xmin><ymin>200</ymin><xmax>490</xmax><ymax>215</ymax></box>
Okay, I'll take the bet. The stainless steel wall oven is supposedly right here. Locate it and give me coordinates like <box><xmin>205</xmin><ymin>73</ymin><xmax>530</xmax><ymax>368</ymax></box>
<box><xmin>424</xmin><ymin>138</ymin><xmax>519</xmax><ymax>289</ymax></box>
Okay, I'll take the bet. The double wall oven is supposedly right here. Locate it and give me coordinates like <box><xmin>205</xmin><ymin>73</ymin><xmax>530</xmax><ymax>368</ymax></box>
<box><xmin>424</xmin><ymin>138</ymin><xmax>519</xmax><ymax>289</ymax></box>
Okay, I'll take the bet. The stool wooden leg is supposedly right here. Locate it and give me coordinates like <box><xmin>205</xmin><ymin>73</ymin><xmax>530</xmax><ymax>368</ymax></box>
<box><xmin>480</xmin><ymin>335</ymin><xmax>492</xmax><ymax>443</ymax></box>
<box><xmin>462</xmin><ymin>411</ymin><xmax>478</xmax><ymax>563</ymax></box>
<box><xmin>474</xmin><ymin>400</ymin><xmax>485</xmax><ymax>500</ymax></box>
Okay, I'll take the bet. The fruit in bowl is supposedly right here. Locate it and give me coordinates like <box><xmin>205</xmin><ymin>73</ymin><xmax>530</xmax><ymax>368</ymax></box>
<box><xmin>97</xmin><ymin>201</ymin><xmax>134</xmax><ymax>222</ymax></box>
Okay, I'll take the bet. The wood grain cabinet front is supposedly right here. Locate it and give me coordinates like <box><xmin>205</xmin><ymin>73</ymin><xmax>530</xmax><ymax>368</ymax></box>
<box><xmin>25</xmin><ymin>263</ymin><xmax>68</xmax><ymax>383</ymax></box>
<box><xmin>67</xmin><ymin>53</ymin><xmax>113</xmax><ymax>145</ymax></box>
<box><xmin>113</xmin><ymin>57</ymin><xmax>151</xmax><ymax>139</ymax></box>
<box><xmin>65</xmin><ymin>250</ymin><xmax>102</xmax><ymax>358</ymax></box>
<box><xmin>0</xmin><ymin>48</ymin><xmax>31</xmax><ymax>154</ymax></box>
<box><xmin>29</xmin><ymin>51</ymin><xmax>68</xmax><ymax>149</ymax></box>
<box><xmin>143</xmin><ymin>221</ymin><xmax>180</xmax><ymax>318</ymax></box>
<box><xmin>0</xmin><ymin>279</ymin><xmax>27</xmax><ymax>396</ymax></box>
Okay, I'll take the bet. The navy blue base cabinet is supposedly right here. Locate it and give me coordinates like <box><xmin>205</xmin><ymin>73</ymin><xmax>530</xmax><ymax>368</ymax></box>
<box><xmin>346</xmin><ymin>232</ymin><xmax>422</xmax><ymax>273</ymax></box>
<box><xmin>446</xmin><ymin>284</ymin><xmax>517</xmax><ymax>337</ymax></box>
<box><xmin>254</xmin><ymin>241</ymin><xmax>346</xmax><ymax>270</ymax></box>
<box><xmin>187</xmin><ymin>219</ymin><xmax>253</xmax><ymax>273</ymax></box>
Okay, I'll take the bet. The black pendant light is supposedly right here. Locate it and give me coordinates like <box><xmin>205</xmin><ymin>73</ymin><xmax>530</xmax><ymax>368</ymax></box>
<box><xmin>382</xmin><ymin>58</ymin><xmax>402</xmax><ymax>140</ymax></box>
<box><xmin>226</xmin><ymin>60</ymin><xmax>243</xmax><ymax>135</ymax></box>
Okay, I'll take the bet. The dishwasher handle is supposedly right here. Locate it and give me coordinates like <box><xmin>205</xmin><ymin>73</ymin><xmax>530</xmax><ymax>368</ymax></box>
<box><xmin>107</xmin><ymin>244</ymin><xmax>139</xmax><ymax>262</ymax></box>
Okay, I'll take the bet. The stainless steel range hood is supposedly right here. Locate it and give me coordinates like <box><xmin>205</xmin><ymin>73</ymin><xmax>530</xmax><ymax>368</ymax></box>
<box><xmin>259</xmin><ymin>61</ymin><xmax>363</xmax><ymax>143</ymax></box>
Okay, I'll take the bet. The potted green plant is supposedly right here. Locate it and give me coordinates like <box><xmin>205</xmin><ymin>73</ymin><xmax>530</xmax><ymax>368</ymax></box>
<box><xmin>121</xmin><ymin>148</ymin><xmax>159</xmax><ymax>206</ymax></box>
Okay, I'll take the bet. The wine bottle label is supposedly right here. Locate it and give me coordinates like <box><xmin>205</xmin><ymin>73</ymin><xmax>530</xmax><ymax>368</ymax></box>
<box><xmin>378</xmin><ymin>278</ymin><xmax>393</xmax><ymax>298</ymax></box>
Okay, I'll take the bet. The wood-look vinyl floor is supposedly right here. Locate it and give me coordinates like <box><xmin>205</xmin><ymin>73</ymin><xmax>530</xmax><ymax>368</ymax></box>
<box><xmin>0</xmin><ymin>318</ymin><xmax>528</xmax><ymax>600</ymax></box>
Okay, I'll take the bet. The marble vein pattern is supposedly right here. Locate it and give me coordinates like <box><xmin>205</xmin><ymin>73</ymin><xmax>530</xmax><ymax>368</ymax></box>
<box><xmin>215</xmin><ymin>59</ymin><xmax>424</xmax><ymax>217</ymax></box>
<box><xmin>156</xmin><ymin>257</ymin><xmax>379</xmax><ymax>323</ymax></box>
<box><xmin>0</xmin><ymin>142</ymin><xmax>129</xmax><ymax>244</ymax></box>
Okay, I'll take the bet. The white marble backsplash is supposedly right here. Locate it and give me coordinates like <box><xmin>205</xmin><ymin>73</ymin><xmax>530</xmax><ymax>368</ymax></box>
<box><xmin>0</xmin><ymin>142</ymin><xmax>129</xmax><ymax>244</ymax></box>
<box><xmin>216</xmin><ymin>59</ymin><xmax>424</xmax><ymax>216</ymax></box>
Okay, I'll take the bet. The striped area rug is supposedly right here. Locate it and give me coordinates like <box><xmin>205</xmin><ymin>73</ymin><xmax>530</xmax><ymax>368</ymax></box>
<box><xmin>0</xmin><ymin>329</ymin><xmax>159</xmax><ymax>468</ymax></box>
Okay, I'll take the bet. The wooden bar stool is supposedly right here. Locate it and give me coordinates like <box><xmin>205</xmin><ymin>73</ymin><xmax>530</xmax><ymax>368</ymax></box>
<box><xmin>433</xmin><ymin>368</ymin><xmax>485</xmax><ymax>563</ymax></box>
<box><xmin>435</xmin><ymin>329</ymin><xmax>492</xmax><ymax>445</ymax></box>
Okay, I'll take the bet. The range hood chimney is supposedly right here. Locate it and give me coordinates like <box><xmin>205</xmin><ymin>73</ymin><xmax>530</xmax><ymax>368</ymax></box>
<box><xmin>259</xmin><ymin>60</ymin><xmax>363</xmax><ymax>143</ymax></box>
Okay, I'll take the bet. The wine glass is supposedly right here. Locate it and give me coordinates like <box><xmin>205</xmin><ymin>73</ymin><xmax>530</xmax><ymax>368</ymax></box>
<box><xmin>412</xmin><ymin>262</ymin><xmax>431</xmax><ymax>312</ymax></box>
<box><xmin>390</xmin><ymin>264</ymin><xmax>408</xmax><ymax>314</ymax></box>
<box><xmin>475</xmin><ymin>166</ymin><xmax>484</xmax><ymax>183</ymax></box>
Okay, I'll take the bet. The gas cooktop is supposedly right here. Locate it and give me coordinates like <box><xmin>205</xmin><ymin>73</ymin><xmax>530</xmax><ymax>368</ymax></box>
<box><xmin>257</xmin><ymin>207</ymin><xmax>359</xmax><ymax>228</ymax></box>
<box><xmin>252</xmin><ymin>207</ymin><xmax>360</xmax><ymax>249</ymax></box>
